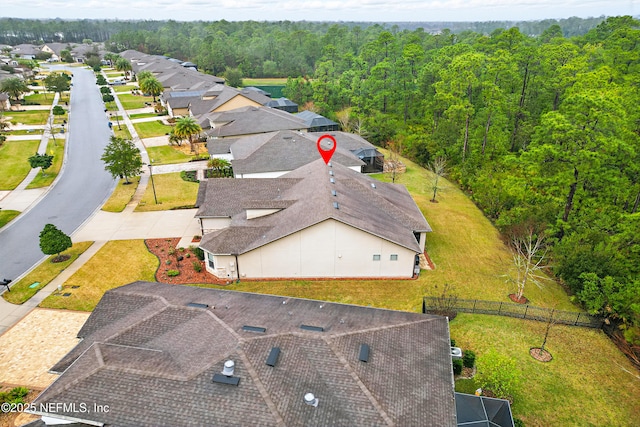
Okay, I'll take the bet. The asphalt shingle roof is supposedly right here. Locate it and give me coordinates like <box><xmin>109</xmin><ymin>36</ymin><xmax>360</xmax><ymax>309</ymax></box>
<box><xmin>33</xmin><ymin>282</ymin><xmax>456</xmax><ymax>427</ymax></box>
<box><xmin>204</xmin><ymin>106</ymin><xmax>309</xmax><ymax>138</ymax></box>
<box><xmin>230</xmin><ymin>130</ymin><xmax>364</xmax><ymax>175</ymax></box>
<box><xmin>197</xmin><ymin>159</ymin><xmax>431</xmax><ymax>255</ymax></box>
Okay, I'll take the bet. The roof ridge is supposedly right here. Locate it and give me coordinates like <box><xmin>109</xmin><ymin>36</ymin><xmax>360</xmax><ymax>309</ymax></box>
<box><xmin>322</xmin><ymin>336</ymin><xmax>394</xmax><ymax>426</ymax></box>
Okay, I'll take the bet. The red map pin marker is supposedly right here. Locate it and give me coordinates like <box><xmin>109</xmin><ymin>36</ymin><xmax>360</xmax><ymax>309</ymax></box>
<box><xmin>317</xmin><ymin>134</ymin><xmax>337</xmax><ymax>164</ymax></box>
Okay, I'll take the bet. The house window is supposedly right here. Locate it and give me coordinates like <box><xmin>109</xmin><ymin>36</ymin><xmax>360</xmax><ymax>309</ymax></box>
<box><xmin>373</xmin><ymin>254</ymin><xmax>381</xmax><ymax>261</ymax></box>
<box><xmin>208</xmin><ymin>253</ymin><xmax>215</xmax><ymax>269</ymax></box>
<box><xmin>390</xmin><ymin>254</ymin><xmax>398</xmax><ymax>261</ymax></box>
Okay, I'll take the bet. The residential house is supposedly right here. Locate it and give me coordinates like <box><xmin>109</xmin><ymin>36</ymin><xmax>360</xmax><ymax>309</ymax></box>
<box><xmin>209</xmin><ymin>130</ymin><xmax>366</xmax><ymax>178</ymax></box>
<box><xmin>28</xmin><ymin>280</ymin><xmax>457</xmax><ymax>426</ymax></box>
<box><xmin>203</xmin><ymin>106</ymin><xmax>309</xmax><ymax>139</ymax></box>
<box><xmin>9</xmin><ymin>44</ymin><xmax>40</xmax><ymax>60</ymax></box>
<box><xmin>195</xmin><ymin>159</ymin><xmax>430</xmax><ymax>279</ymax></box>
<box><xmin>40</xmin><ymin>42</ymin><xmax>69</xmax><ymax>61</ymax></box>
<box><xmin>296</xmin><ymin>110</ymin><xmax>339</xmax><ymax>132</ymax></box>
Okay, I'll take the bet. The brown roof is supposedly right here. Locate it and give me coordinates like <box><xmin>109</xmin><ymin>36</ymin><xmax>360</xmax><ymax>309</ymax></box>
<box><xmin>34</xmin><ymin>281</ymin><xmax>456</xmax><ymax>427</ymax></box>
<box><xmin>197</xmin><ymin>159</ymin><xmax>431</xmax><ymax>255</ymax></box>
<box><xmin>230</xmin><ymin>130</ymin><xmax>365</xmax><ymax>176</ymax></box>
<box><xmin>203</xmin><ymin>106</ymin><xmax>309</xmax><ymax>138</ymax></box>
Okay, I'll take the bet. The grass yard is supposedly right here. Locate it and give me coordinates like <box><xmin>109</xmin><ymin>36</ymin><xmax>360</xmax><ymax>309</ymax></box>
<box><xmin>113</xmin><ymin>126</ymin><xmax>132</xmax><ymax>140</ymax></box>
<box><xmin>3</xmin><ymin>242</ymin><xmax>93</xmax><ymax>305</ymax></box>
<box><xmin>117</xmin><ymin>93</ymin><xmax>154</xmax><ymax>110</ymax></box>
<box><xmin>130</xmin><ymin>112</ymin><xmax>161</xmax><ymax>119</ymax></box>
<box><xmin>133</xmin><ymin>120</ymin><xmax>172</xmax><ymax>139</ymax></box>
<box><xmin>450</xmin><ymin>314</ymin><xmax>640</xmax><ymax>426</ymax></box>
<box><xmin>26</xmin><ymin>138</ymin><xmax>64</xmax><ymax>189</ymax></box>
<box><xmin>146</xmin><ymin>145</ymin><xmax>192</xmax><ymax>165</ymax></box>
<box><xmin>6</xmin><ymin>110</ymin><xmax>49</xmax><ymax>125</ymax></box>
<box><xmin>242</xmin><ymin>78</ymin><xmax>288</xmax><ymax>85</ymax></box>
<box><xmin>0</xmin><ymin>139</ymin><xmax>40</xmax><ymax>190</ymax></box>
<box><xmin>0</xmin><ymin>209</ymin><xmax>20</xmax><ymax>228</ymax></box>
<box><xmin>113</xmin><ymin>85</ymin><xmax>137</xmax><ymax>93</ymax></box>
<box><xmin>39</xmin><ymin>240</ymin><xmax>158</xmax><ymax>311</ymax></box>
<box><xmin>23</xmin><ymin>93</ymin><xmax>55</xmax><ymax>105</ymax></box>
<box><xmin>6</xmin><ymin>129</ymin><xmax>43</xmax><ymax>136</ymax></box>
<box><xmin>102</xmin><ymin>177</ymin><xmax>140</xmax><ymax>212</ymax></box>
<box><xmin>135</xmin><ymin>172</ymin><xmax>199</xmax><ymax>211</ymax></box>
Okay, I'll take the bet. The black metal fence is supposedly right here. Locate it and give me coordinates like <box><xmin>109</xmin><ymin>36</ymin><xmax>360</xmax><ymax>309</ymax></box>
<box><xmin>423</xmin><ymin>297</ymin><xmax>603</xmax><ymax>329</ymax></box>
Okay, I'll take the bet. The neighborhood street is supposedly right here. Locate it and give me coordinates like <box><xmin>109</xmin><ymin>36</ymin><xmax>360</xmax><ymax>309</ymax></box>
<box><xmin>0</xmin><ymin>67</ymin><xmax>116</xmax><ymax>281</ymax></box>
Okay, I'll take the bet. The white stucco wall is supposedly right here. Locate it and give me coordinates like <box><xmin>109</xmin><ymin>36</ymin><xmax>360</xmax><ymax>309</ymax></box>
<box><xmin>205</xmin><ymin>219</ymin><xmax>417</xmax><ymax>279</ymax></box>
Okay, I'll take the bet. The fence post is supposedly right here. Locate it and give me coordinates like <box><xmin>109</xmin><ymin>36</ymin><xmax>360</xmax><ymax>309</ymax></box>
<box><xmin>575</xmin><ymin>312</ymin><xmax>580</xmax><ymax>326</ymax></box>
<box><xmin>473</xmin><ymin>299</ymin><xmax>477</xmax><ymax>313</ymax></box>
<box><xmin>498</xmin><ymin>302</ymin><xmax>502</xmax><ymax>314</ymax></box>
<box><xmin>524</xmin><ymin>304</ymin><xmax>529</xmax><ymax>319</ymax></box>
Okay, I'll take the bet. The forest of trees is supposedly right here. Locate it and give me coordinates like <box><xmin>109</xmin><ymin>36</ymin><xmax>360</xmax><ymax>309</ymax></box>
<box><xmin>1</xmin><ymin>16</ymin><xmax>638</xmax><ymax>343</ymax></box>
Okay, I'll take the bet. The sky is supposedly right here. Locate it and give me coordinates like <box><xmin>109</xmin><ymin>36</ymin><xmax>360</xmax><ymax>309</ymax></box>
<box><xmin>1</xmin><ymin>0</ymin><xmax>638</xmax><ymax>22</ymax></box>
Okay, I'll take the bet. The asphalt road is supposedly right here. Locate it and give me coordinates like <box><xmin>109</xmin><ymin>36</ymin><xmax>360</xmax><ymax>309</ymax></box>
<box><xmin>0</xmin><ymin>67</ymin><xmax>116</xmax><ymax>281</ymax></box>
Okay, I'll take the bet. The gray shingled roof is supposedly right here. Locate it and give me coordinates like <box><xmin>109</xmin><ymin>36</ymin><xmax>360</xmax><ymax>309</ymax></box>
<box><xmin>203</xmin><ymin>106</ymin><xmax>309</xmax><ymax>138</ymax></box>
<box><xmin>197</xmin><ymin>159</ymin><xmax>431</xmax><ymax>255</ymax></box>
<box><xmin>230</xmin><ymin>130</ymin><xmax>364</xmax><ymax>175</ymax></box>
<box><xmin>296</xmin><ymin>110</ymin><xmax>338</xmax><ymax>128</ymax></box>
<box><xmin>34</xmin><ymin>281</ymin><xmax>456</xmax><ymax>427</ymax></box>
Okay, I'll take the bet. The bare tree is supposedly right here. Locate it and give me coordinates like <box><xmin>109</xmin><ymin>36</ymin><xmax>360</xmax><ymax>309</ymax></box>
<box><xmin>385</xmin><ymin>139</ymin><xmax>404</xmax><ymax>183</ymax></box>
<box><xmin>429</xmin><ymin>156</ymin><xmax>447</xmax><ymax>202</ymax></box>
<box><xmin>335</xmin><ymin>107</ymin><xmax>352</xmax><ymax>132</ymax></box>
<box><xmin>510</xmin><ymin>226</ymin><xmax>549</xmax><ymax>302</ymax></box>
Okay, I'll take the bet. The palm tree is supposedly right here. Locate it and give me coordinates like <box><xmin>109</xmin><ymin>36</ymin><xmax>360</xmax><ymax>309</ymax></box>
<box><xmin>115</xmin><ymin>57</ymin><xmax>132</xmax><ymax>79</ymax></box>
<box><xmin>208</xmin><ymin>158</ymin><xmax>231</xmax><ymax>177</ymax></box>
<box><xmin>0</xmin><ymin>77</ymin><xmax>29</xmax><ymax>102</ymax></box>
<box><xmin>139</xmin><ymin>76</ymin><xmax>163</xmax><ymax>103</ymax></box>
<box><xmin>174</xmin><ymin>116</ymin><xmax>202</xmax><ymax>153</ymax></box>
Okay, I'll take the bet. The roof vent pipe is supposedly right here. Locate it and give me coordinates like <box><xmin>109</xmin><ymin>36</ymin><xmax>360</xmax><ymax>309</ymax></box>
<box><xmin>304</xmin><ymin>393</ymin><xmax>319</xmax><ymax>407</ymax></box>
<box><xmin>222</xmin><ymin>360</ymin><xmax>235</xmax><ymax>376</ymax></box>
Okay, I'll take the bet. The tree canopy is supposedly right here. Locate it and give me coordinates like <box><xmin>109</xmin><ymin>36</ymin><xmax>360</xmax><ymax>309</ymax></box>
<box><xmin>101</xmin><ymin>136</ymin><xmax>143</xmax><ymax>184</ymax></box>
<box><xmin>39</xmin><ymin>223</ymin><xmax>72</xmax><ymax>262</ymax></box>
<box><xmin>0</xmin><ymin>77</ymin><xmax>28</xmax><ymax>102</ymax></box>
<box><xmin>43</xmin><ymin>72</ymin><xmax>71</xmax><ymax>94</ymax></box>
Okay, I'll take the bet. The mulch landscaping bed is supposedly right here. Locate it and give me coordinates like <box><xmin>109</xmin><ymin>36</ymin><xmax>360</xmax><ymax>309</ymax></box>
<box><xmin>145</xmin><ymin>238</ymin><xmax>227</xmax><ymax>285</ymax></box>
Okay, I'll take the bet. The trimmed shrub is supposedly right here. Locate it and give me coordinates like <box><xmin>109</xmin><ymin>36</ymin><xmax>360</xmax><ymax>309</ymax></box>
<box><xmin>167</xmin><ymin>270</ymin><xmax>180</xmax><ymax>277</ymax></box>
<box><xmin>450</xmin><ymin>339</ymin><xmax>456</xmax><ymax>347</ymax></box>
<box><xmin>453</xmin><ymin>359</ymin><xmax>463</xmax><ymax>375</ymax></box>
<box><xmin>192</xmin><ymin>246</ymin><xmax>205</xmax><ymax>261</ymax></box>
<box><xmin>514</xmin><ymin>418</ymin><xmax>526</xmax><ymax>427</ymax></box>
<box><xmin>463</xmin><ymin>350</ymin><xmax>476</xmax><ymax>368</ymax></box>
<box><xmin>193</xmin><ymin>261</ymin><xmax>202</xmax><ymax>273</ymax></box>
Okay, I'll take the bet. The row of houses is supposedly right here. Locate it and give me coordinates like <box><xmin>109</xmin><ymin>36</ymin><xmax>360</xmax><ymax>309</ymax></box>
<box><xmin>22</xmin><ymin>50</ymin><xmax>514</xmax><ymax>427</ymax></box>
<box><xmin>2</xmin><ymin>42</ymin><xmax>105</xmax><ymax>63</ymax></box>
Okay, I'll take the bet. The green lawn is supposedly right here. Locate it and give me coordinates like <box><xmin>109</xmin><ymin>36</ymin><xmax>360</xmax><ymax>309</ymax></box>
<box><xmin>6</xmin><ymin>110</ymin><xmax>49</xmax><ymax>125</ymax></box>
<box><xmin>3</xmin><ymin>242</ymin><xmax>94</xmax><ymax>305</ymax></box>
<box><xmin>0</xmin><ymin>139</ymin><xmax>40</xmax><ymax>190</ymax></box>
<box><xmin>23</xmin><ymin>93</ymin><xmax>55</xmax><ymax>105</ymax></box>
<box><xmin>39</xmin><ymin>240</ymin><xmax>158</xmax><ymax>311</ymax></box>
<box><xmin>130</xmin><ymin>112</ymin><xmax>161</xmax><ymax>119</ymax></box>
<box><xmin>113</xmin><ymin>85</ymin><xmax>137</xmax><ymax>93</ymax></box>
<box><xmin>5</xmin><ymin>129</ymin><xmax>43</xmax><ymax>136</ymax></box>
<box><xmin>113</xmin><ymin>126</ymin><xmax>132</xmax><ymax>140</ymax></box>
<box><xmin>117</xmin><ymin>93</ymin><xmax>154</xmax><ymax>110</ymax></box>
<box><xmin>26</xmin><ymin>138</ymin><xmax>64</xmax><ymax>189</ymax></box>
<box><xmin>133</xmin><ymin>120</ymin><xmax>172</xmax><ymax>138</ymax></box>
<box><xmin>146</xmin><ymin>145</ymin><xmax>191</xmax><ymax>165</ymax></box>
<box><xmin>243</xmin><ymin>78</ymin><xmax>288</xmax><ymax>85</ymax></box>
<box><xmin>450</xmin><ymin>314</ymin><xmax>640</xmax><ymax>426</ymax></box>
<box><xmin>135</xmin><ymin>172</ymin><xmax>199</xmax><ymax>212</ymax></box>
<box><xmin>102</xmin><ymin>177</ymin><xmax>140</xmax><ymax>212</ymax></box>
<box><xmin>0</xmin><ymin>210</ymin><xmax>20</xmax><ymax>228</ymax></box>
